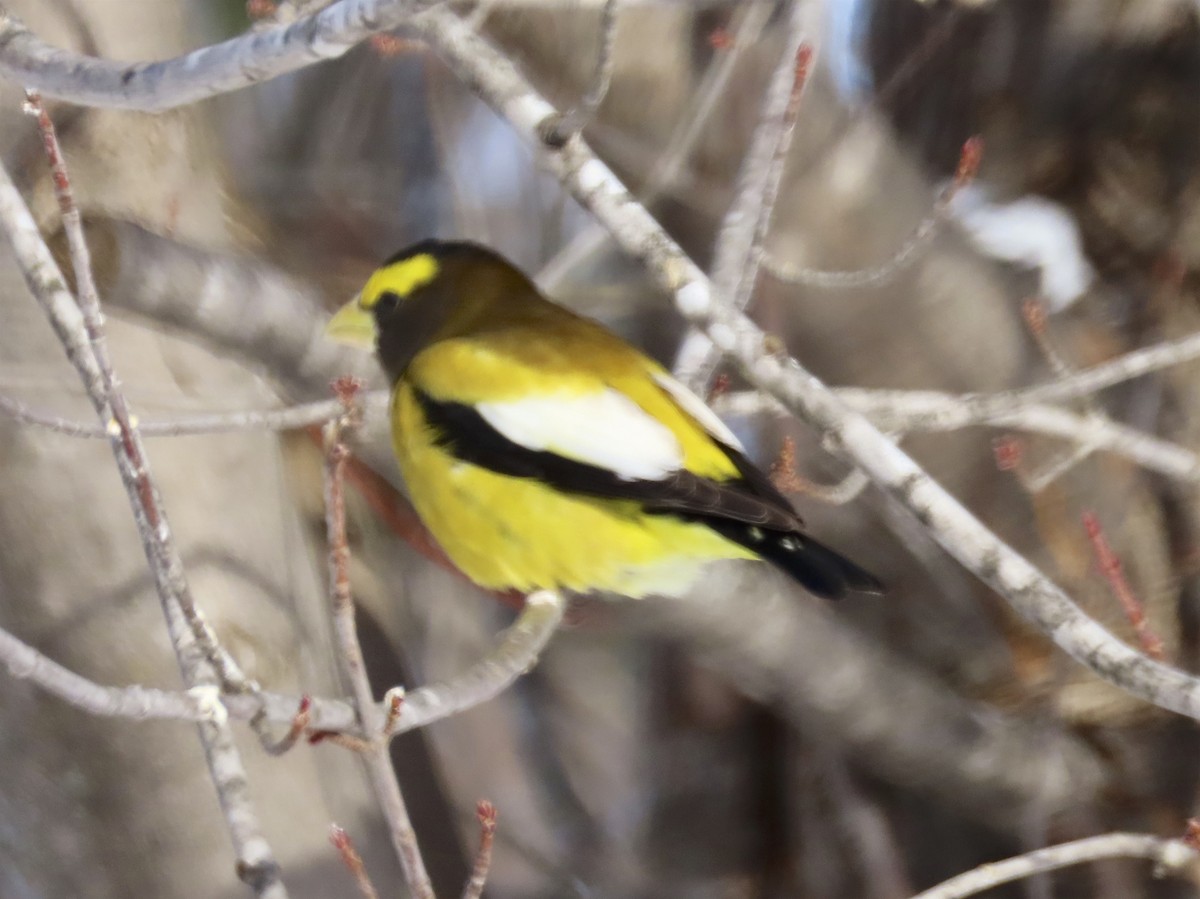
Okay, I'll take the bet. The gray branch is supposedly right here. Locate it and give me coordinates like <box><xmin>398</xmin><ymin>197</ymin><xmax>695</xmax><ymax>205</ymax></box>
<box><xmin>0</xmin><ymin>137</ymin><xmax>285</xmax><ymax>895</ymax></box>
<box><xmin>0</xmin><ymin>0</ymin><xmax>439</xmax><ymax>111</ymax></box>
<box><xmin>909</xmin><ymin>833</ymin><xmax>1196</xmax><ymax>899</ymax></box>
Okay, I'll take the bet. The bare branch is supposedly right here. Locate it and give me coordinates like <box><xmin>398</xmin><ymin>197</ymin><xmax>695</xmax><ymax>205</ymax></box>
<box><xmin>322</xmin><ymin>380</ymin><xmax>435</xmax><ymax>899</ymax></box>
<box><xmin>836</xmin><ymin>328</ymin><xmax>1200</xmax><ymax>431</ymax></box>
<box><xmin>385</xmin><ymin>589</ymin><xmax>566</xmax><ymax>738</ymax></box>
<box><xmin>0</xmin><ymin>0</ymin><xmax>442</xmax><ymax>112</ymax></box>
<box><xmin>460</xmin><ymin>800</ymin><xmax>498</xmax><ymax>899</ymax></box>
<box><xmin>1083</xmin><ymin>512</ymin><xmax>1168</xmax><ymax>661</ymax></box>
<box><xmin>761</xmin><ymin>136</ymin><xmax>983</xmax><ymax>289</ymax></box>
<box><xmin>329</xmin><ymin>825</ymin><xmax>381</xmax><ymax>899</ymax></box>
<box><xmin>0</xmin><ymin>622</ymin><xmax>221</xmax><ymax>722</ymax></box>
<box><xmin>716</xmin><ymin>389</ymin><xmax>1200</xmax><ymax>486</ymax></box>
<box><xmin>25</xmin><ymin>92</ymin><xmax>253</xmax><ymax>695</ymax></box>
<box><xmin>257</xmin><ymin>697</ymin><xmax>314</xmax><ymax>757</ymax></box>
<box><xmin>539</xmin><ymin>0</ymin><xmax>619</xmax><ymax>145</ymax></box>
<box><xmin>673</xmin><ymin>7</ymin><xmax>811</xmax><ymax>390</ymax></box>
<box><xmin>909</xmin><ymin>833</ymin><xmax>1196</xmax><ymax>899</ymax></box>
<box><xmin>408</xmin><ymin>7</ymin><xmax>1200</xmax><ymax>722</ymax></box>
<box><xmin>3</xmin><ymin>100</ymin><xmax>291</xmax><ymax>898</ymax></box>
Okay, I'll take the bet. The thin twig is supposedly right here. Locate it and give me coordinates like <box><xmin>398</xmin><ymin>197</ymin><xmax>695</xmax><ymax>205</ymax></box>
<box><xmin>761</xmin><ymin>136</ymin><xmax>983</xmax><ymax>289</ymax></box>
<box><xmin>460</xmin><ymin>800</ymin><xmax>498</xmax><ymax>899</ymax></box>
<box><xmin>1012</xmin><ymin>297</ymin><xmax>1104</xmax><ymax>490</ymax></box>
<box><xmin>908</xmin><ymin>833</ymin><xmax>1196</xmax><ymax>899</ymax></box>
<box><xmin>322</xmin><ymin>378</ymin><xmax>435</xmax><ymax>899</ymax></box>
<box><xmin>257</xmin><ymin>697</ymin><xmax>313</xmax><ymax>756</ymax></box>
<box><xmin>4</xmin><ymin>100</ymin><xmax>285</xmax><ymax>897</ymax></box>
<box><xmin>715</xmin><ymin>389</ymin><xmax>1200</xmax><ymax>486</ymax></box>
<box><xmin>539</xmin><ymin>0</ymin><xmax>619</xmax><ymax>145</ymax></box>
<box><xmin>0</xmin><ymin>391</ymin><xmax>352</xmax><ymax>438</ymax></box>
<box><xmin>0</xmin><ymin>588</ymin><xmax>565</xmax><ymax>739</ymax></box>
<box><xmin>673</xmin><ymin>8</ymin><xmax>812</xmax><ymax>391</ymax></box>
<box><xmin>329</xmin><ymin>825</ymin><xmax>381</xmax><ymax>899</ymax></box>
<box><xmin>1083</xmin><ymin>512</ymin><xmax>1168</xmax><ymax>662</ymax></box>
<box><xmin>385</xmin><ymin>589</ymin><xmax>566</xmax><ymax>738</ymax></box>
<box><xmin>24</xmin><ymin>93</ymin><xmax>252</xmax><ymax>695</ymax></box>
<box><xmin>770</xmin><ymin>434</ymin><xmax>870</xmax><ymax>505</ymax></box>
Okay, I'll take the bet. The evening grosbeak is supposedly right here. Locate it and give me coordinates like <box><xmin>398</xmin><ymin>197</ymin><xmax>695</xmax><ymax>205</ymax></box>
<box><xmin>326</xmin><ymin>240</ymin><xmax>880</xmax><ymax>599</ymax></box>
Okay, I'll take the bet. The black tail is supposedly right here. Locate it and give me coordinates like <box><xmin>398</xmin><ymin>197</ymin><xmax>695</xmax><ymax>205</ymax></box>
<box><xmin>705</xmin><ymin>520</ymin><xmax>883</xmax><ymax>600</ymax></box>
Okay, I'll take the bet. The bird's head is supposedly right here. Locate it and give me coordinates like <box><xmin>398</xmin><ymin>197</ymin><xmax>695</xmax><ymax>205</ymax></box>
<box><xmin>326</xmin><ymin>239</ymin><xmax>527</xmax><ymax>381</ymax></box>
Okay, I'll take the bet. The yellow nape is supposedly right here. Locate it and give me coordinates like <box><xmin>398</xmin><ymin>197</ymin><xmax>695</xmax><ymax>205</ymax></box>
<box><xmin>362</xmin><ymin>253</ymin><xmax>439</xmax><ymax>307</ymax></box>
<box><xmin>325</xmin><ymin>296</ymin><xmax>377</xmax><ymax>349</ymax></box>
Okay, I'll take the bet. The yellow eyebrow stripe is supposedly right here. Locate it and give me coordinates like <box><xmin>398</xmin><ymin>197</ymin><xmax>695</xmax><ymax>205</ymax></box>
<box><xmin>361</xmin><ymin>253</ymin><xmax>440</xmax><ymax>308</ymax></box>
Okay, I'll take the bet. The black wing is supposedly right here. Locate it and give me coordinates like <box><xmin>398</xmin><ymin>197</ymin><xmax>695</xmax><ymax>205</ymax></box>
<box><xmin>414</xmin><ymin>389</ymin><xmax>882</xmax><ymax>598</ymax></box>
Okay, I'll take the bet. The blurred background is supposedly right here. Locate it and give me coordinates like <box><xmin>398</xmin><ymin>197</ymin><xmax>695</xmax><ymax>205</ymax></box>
<box><xmin>2</xmin><ymin>0</ymin><xmax>1200</xmax><ymax>896</ymax></box>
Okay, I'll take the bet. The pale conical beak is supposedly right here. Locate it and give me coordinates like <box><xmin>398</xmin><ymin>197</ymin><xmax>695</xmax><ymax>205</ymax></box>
<box><xmin>325</xmin><ymin>296</ymin><xmax>377</xmax><ymax>350</ymax></box>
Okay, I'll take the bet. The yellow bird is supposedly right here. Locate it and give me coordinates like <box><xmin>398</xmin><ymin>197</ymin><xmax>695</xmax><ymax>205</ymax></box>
<box><xmin>326</xmin><ymin>240</ymin><xmax>880</xmax><ymax>600</ymax></box>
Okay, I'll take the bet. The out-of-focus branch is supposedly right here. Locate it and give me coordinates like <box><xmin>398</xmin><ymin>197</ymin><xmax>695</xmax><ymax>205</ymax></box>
<box><xmin>2</xmin><ymin>104</ymin><xmax>286</xmax><ymax>897</ymax></box>
<box><xmin>673</xmin><ymin>7</ymin><xmax>811</xmax><ymax>391</ymax></box>
<box><xmin>909</xmin><ymin>833</ymin><xmax>1196</xmax><ymax>899</ymax></box>
<box><xmin>46</xmin><ymin>216</ymin><xmax>377</xmax><ymax>396</ymax></box>
<box><xmin>0</xmin><ymin>391</ymin><xmax>349</xmax><ymax>438</ymax></box>
<box><xmin>716</xmin><ymin>390</ymin><xmax>1200</xmax><ymax>485</ymax></box>
<box><xmin>761</xmin><ymin>136</ymin><xmax>983</xmax><ymax>290</ymax></box>
<box><xmin>410</xmin><ymin>7</ymin><xmax>1200</xmax><ymax>723</ymax></box>
<box><xmin>1083</xmin><ymin>512</ymin><xmax>1168</xmax><ymax>661</ymax></box>
<box><xmin>0</xmin><ymin>0</ymin><xmax>446</xmax><ymax>111</ymax></box>
<box><xmin>655</xmin><ymin>578</ymin><xmax>1107</xmax><ymax>829</ymax></box>
<box><xmin>539</xmin><ymin>0</ymin><xmax>619</xmax><ymax>144</ymax></box>
<box><xmin>837</xmin><ymin>328</ymin><xmax>1200</xmax><ymax>430</ymax></box>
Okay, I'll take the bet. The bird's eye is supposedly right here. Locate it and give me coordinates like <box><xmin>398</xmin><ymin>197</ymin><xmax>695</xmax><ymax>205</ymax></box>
<box><xmin>374</xmin><ymin>291</ymin><xmax>402</xmax><ymax>316</ymax></box>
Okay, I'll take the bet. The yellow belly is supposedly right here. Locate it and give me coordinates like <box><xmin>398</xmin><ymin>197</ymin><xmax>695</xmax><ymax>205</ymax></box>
<box><xmin>391</xmin><ymin>384</ymin><xmax>754</xmax><ymax>597</ymax></box>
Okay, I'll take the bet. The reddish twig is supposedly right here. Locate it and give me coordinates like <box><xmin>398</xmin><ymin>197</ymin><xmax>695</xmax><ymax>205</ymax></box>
<box><xmin>323</xmin><ymin>382</ymin><xmax>435</xmax><ymax>899</ymax></box>
<box><xmin>246</xmin><ymin>0</ymin><xmax>279</xmax><ymax>19</ymax></box>
<box><xmin>1183</xmin><ymin>819</ymin><xmax>1200</xmax><ymax>852</ymax></box>
<box><xmin>308</xmin><ymin>424</ymin><xmax>524</xmax><ymax>611</ymax></box>
<box><xmin>763</xmin><ymin>135</ymin><xmax>984</xmax><ymax>290</ymax></box>
<box><xmin>992</xmin><ymin>435</ymin><xmax>1026</xmax><ymax>473</ymax></box>
<box><xmin>382</xmin><ymin>688</ymin><xmax>406</xmax><ymax>736</ymax></box>
<box><xmin>786</xmin><ymin>44</ymin><xmax>814</xmax><ymax>119</ymax></box>
<box><xmin>768</xmin><ymin>435</ymin><xmax>869</xmax><ymax>505</ymax></box>
<box><xmin>708</xmin><ymin>27</ymin><xmax>735</xmax><ymax>51</ymax></box>
<box><xmin>15</xmin><ymin>93</ymin><xmax>284</xmax><ymax>896</ymax></box>
<box><xmin>329</xmin><ymin>825</ymin><xmax>380</xmax><ymax>899</ymax></box>
<box><xmin>23</xmin><ymin>92</ymin><xmax>251</xmax><ymax>694</ymax></box>
<box><xmin>770</xmin><ymin>435</ymin><xmax>806</xmax><ymax>495</ymax></box>
<box><xmin>259</xmin><ymin>696</ymin><xmax>312</xmax><ymax>757</ymax></box>
<box><xmin>460</xmin><ymin>801</ymin><xmax>498</xmax><ymax>899</ymax></box>
<box><xmin>1082</xmin><ymin>512</ymin><xmax>1167</xmax><ymax>661</ymax></box>
<box><xmin>307</xmin><ymin>729</ymin><xmax>375</xmax><ymax>753</ymax></box>
<box><xmin>369</xmin><ymin>33</ymin><xmax>422</xmax><ymax>58</ymax></box>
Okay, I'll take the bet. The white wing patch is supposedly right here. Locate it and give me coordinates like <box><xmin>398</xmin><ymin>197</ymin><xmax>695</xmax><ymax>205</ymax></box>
<box><xmin>476</xmin><ymin>389</ymin><xmax>684</xmax><ymax>481</ymax></box>
<box><xmin>652</xmin><ymin>371</ymin><xmax>745</xmax><ymax>451</ymax></box>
